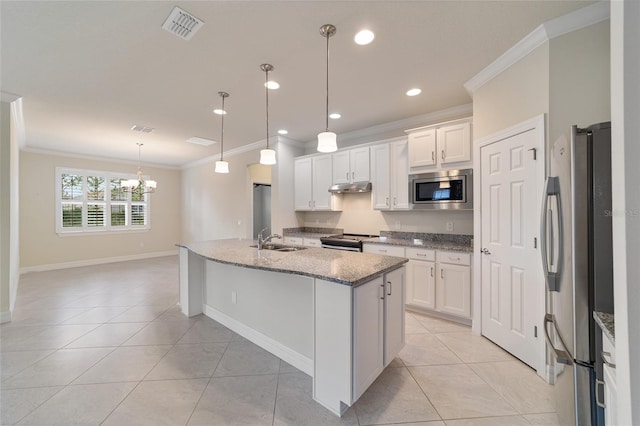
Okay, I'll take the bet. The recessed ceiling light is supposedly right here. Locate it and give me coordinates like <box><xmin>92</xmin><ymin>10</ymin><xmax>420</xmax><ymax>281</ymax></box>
<box><xmin>278</xmin><ymin>129</ymin><xmax>288</xmax><ymax>135</ymax></box>
<box><xmin>187</xmin><ymin>136</ymin><xmax>216</xmax><ymax>146</ymax></box>
<box><xmin>329</xmin><ymin>113</ymin><xmax>341</xmax><ymax>119</ymax></box>
<box><xmin>265</xmin><ymin>81</ymin><xmax>280</xmax><ymax>90</ymax></box>
<box><xmin>354</xmin><ymin>29</ymin><xmax>375</xmax><ymax>45</ymax></box>
<box><xmin>406</xmin><ymin>88</ymin><xmax>422</xmax><ymax>97</ymax></box>
<box><xmin>213</xmin><ymin>109</ymin><xmax>227</xmax><ymax>115</ymax></box>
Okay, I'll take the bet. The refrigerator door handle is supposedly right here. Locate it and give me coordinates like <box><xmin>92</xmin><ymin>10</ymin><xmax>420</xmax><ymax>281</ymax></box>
<box><xmin>543</xmin><ymin>313</ymin><xmax>573</xmax><ymax>365</ymax></box>
<box><xmin>540</xmin><ymin>176</ymin><xmax>563</xmax><ymax>291</ymax></box>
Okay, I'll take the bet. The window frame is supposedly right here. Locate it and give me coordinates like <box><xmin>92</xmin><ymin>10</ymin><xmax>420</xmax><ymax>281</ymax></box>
<box><xmin>55</xmin><ymin>167</ymin><xmax>152</xmax><ymax>235</ymax></box>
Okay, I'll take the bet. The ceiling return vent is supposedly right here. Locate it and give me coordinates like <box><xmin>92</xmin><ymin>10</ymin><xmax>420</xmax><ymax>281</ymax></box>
<box><xmin>131</xmin><ymin>124</ymin><xmax>155</xmax><ymax>133</ymax></box>
<box><xmin>162</xmin><ymin>6</ymin><xmax>204</xmax><ymax>41</ymax></box>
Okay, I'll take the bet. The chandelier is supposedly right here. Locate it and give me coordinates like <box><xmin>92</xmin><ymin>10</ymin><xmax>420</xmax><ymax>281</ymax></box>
<box><xmin>121</xmin><ymin>143</ymin><xmax>157</xmax><ymax>194</ymax></box>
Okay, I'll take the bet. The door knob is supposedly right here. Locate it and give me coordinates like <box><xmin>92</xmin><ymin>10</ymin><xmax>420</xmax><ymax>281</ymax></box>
<box><xmin>481</xmin><ymin>248</ymin><xmax>492</xmax><ymax>255</ymax></box>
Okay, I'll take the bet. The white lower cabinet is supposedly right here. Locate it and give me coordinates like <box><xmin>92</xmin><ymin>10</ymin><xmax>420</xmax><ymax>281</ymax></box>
<box><xmin>284</xmin><ymin>236</ymin><xmax>321</xmax><ymax>247</ymax></box>
<box><xmin>405</xmin><ymin>248</ymin><xmax>436</xmax><ymax>310</ymax></box>
<box><xmin>601</xmin><ymin>333</ymin><xmax>617</xmax><ymax>425</ymax></box>
<box><xmin>283</xmin><ymin>236</ymin><xmax>303</xmax><ymax>245</ymax></box>
<box><xmin>435</xmin><ymin>251</ymin><xmax>471</xmax><ymax>318</ymax></box>
<box><xmin>364</xmin><ymin>243</ymin><xmax>471</xmax><ymax>320</ymax></box>
<box><xmin>353</xmin><ymin>267</ymin><xmax>406</xmax><ymax>400</ymax></box>
<box><xmin>353</xmin><ymin>276</ymin><xmax>384</xmax><ymax>400</ymax></box>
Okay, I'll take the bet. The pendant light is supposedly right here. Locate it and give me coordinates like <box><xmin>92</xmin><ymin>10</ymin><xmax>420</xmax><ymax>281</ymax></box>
<box><xmin>214</xmin><ymin>91</ymin><xmax>230</xmax><ymax>174</ymax></box>
<box><xmin>317</xmin><ymin>24</ymin><xmax>337</xmax><ymax>153</ymax></box>
<box><xmin>122</xmin><ymin>143</ymin><xmax>157</xmax><ymax>194</ymax></box>
<box><xmin>259</xmin><ymin>63</ymin><xmax>277</xmax><ymax>165</ymax></box>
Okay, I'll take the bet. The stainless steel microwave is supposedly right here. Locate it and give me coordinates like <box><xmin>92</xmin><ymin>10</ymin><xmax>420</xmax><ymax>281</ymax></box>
<box><xmin>410</xmin><ymin>169</ymin><xmax>473</xmax><ymax>210</ymax></box>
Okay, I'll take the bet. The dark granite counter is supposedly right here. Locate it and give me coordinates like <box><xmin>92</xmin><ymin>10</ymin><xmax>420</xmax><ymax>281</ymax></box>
<box><xmin>594</xmin><ymin>311</ymin><xmax>615</xmax><ymax>346</ymax></box>
<box><xmin>177</xmin><ymin>239</ymin><xmax>407</xmax><ymax>287</ymax></box>
<box><xmin>364</xmin><ymin>231</ymin><xmax>473</xmax><ymax>253</ymax></box>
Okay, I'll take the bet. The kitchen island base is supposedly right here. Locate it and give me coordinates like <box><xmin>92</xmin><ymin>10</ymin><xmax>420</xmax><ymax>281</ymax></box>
<box><xmin>178</xmin><ymin>244</ymin><xmax>406</xmax><ymax>416</ymax></box>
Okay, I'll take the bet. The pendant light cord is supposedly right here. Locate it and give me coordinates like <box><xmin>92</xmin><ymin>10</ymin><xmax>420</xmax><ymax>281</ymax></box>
<box><xmin>220</xmin><ymin>95</ymin><xmax>225</xmax><ymax>161</ymax></box>
<box><xmin>265</xmin><ymin>67</ymin><xmax>270</xmax><ymax>149</ymax></box>
<box><xmin>325</xmin><ymin>32</ymin><xmax>330</xmax><ymax>132</ymax></box>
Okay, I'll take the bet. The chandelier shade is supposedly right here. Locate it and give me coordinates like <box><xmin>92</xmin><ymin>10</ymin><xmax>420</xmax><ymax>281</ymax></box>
<box><xmin>121</xmin><ymin>143</ymin><xmax>157</xmax><ymax>194</ymax></box>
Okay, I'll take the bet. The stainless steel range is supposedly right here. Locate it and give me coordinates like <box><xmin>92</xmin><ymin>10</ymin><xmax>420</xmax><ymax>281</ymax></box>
<box><xmin>320</xmin><ymin>233</ymin><xmax>377</xmax><ymax>252</ymax></box>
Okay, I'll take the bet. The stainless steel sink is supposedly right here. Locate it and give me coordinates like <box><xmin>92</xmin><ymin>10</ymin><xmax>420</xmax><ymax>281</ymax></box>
<box><xmin>250</xmin><ymin>243</ymin><xmax>307</xmax><ymax>252</ymax></box>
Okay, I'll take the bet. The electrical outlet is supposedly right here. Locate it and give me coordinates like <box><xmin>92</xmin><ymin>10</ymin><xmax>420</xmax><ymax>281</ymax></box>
<box><xmin>395</xmin><ymin>221</ymin><xmax>401</xmax><ymax>230</ymax></box>
<box><xmin>446</xmin><ymin>221</ymin><xmax>454</xmax><ymax>231</ymax></box>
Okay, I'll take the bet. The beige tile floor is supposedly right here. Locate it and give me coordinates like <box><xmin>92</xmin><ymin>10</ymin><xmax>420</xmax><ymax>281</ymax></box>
<box><xmin>0</xmin><ymin>256</ymin><xmax>560</xmax><ymax>425</ymax></box>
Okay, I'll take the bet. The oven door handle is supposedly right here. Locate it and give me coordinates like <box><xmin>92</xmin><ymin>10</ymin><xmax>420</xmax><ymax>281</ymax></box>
<box><xmin>321</xmin><ymin>244</ymin><xmax>361</xmax><ymax>252</ymax></box>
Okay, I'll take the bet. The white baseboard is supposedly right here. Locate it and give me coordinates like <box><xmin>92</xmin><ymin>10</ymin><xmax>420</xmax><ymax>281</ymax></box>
<box><xmin>19</xmin><ymin>250</ymin><xmax>178</xmax><ymax>274</ymax></box>
<box><xmin>203</xmin><ymin>304</ymin><xmax>314</xmax><ymax>376</ymax></box>
<box><xmin>405</xmin><ymin>305</ymin><xmax>472</xmax><ymax>326</ymax></box>
<box><xmin>0</xmin><ymin>310</ymin><xmax>12</xmax><ymax>324</ymax></box>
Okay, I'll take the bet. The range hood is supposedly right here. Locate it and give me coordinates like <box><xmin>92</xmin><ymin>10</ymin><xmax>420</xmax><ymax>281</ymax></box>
<box><xmin>328</xmin><ymin>181</ymin><xmax>372</xmax><ymax>194</ymax></box>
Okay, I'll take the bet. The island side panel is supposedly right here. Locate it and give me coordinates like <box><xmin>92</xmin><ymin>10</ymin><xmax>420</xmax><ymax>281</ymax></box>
<box><xmin>179</xmin><ymin>247</ymin><xmax>204</xmax><ymax>317</ymax></box>
<box><xmin>314</xmin><ymin>278</ymin><xmax>353</xmax><ymax>416</ymax></box>
<box><xmin>204</xmin><ymin>260</ymin><xmax>314</xmax><ymax>374</ymax></box>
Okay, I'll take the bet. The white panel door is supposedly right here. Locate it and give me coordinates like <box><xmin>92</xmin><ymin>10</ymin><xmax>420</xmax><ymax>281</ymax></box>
<box><xmin>480</xmin><ymin>129</ymin><xmax>539</xmax><ymax>369</ymax></box>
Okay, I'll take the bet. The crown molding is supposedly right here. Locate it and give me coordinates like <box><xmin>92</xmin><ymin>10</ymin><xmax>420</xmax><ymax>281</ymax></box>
<box><xmin>302</xmin><ymin>103</ymin><xmax>473</xmax><ymax>149</ymax></box>
<box><xmin>21</xmin><ymin>146</ymin><xmax>180</xmax><ymax>170</ymax></box>
<box><xmin>464</xmin><ymin>1</ymin><xmax>610</xmax><ymax>95</ymax></box>
<box><xmin>1</xmin><ymin>91</ymin><xmax>21</xmax><ymax>103</ymax></box>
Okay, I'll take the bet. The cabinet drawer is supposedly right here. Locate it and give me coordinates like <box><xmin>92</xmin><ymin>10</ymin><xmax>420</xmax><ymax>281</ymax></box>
<box><xmin>436</xmin><ymin>251</ymin><xmax>470</xmax><ymax>266</ymax></box>
<box><xmin>405</xmin><ymin>247</ymin><xmax>436</xmax><ymax>261</ymax></box>
<box><xmin>284</xmin><ymin>236</ymin><xmax>303</xmax><ymax>245</ymax></box>
<box><xmin>363</xmin><ymin>244</ymin><xmax>405</xmax><ymax>257</ymax></box>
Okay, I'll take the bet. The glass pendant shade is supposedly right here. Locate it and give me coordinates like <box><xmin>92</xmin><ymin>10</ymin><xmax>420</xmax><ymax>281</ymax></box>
<box><xmin>260</xmin><ymin>148</ymin><xmax>277</xmax><ymax>165</ymax></box>
<box><xmin>317</xmin><ymin>131</ymin><xmax>337</xmax><ymax>153</ymax></box>
<box><xmin>214</xmin><ymin>160</ymin><xmax>229</xmax><ymax>173</ymax></box>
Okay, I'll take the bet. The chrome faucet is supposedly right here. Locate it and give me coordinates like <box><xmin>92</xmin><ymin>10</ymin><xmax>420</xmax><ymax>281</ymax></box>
<box><xmin>257</xmin><ymin>228</ymin><xmax>282</xmax><ymax>250</ymax></box>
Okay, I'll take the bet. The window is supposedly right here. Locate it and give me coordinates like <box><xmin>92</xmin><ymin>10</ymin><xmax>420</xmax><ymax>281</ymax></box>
<box><xmin>56</xmin><ymin>167</ymin><xmax>151</xmax><ymax>234</ymax></box>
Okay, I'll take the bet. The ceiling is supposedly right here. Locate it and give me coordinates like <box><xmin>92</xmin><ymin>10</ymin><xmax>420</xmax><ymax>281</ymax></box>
<box><xmin>1</xmin><ymin>1</ymin><xmax>593</xmax><ymax>167</ymax></box>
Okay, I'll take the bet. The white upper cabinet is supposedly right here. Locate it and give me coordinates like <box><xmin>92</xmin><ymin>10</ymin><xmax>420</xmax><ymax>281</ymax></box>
<box><xmin>332</xmin><ymin>147</ymin><xmax>370</xmax><ymax>184</ymax></box>
<box><xmin>294</xmin><ymin>155</ymin><xmax>342</xmax><ymax>211</ymax></box>
<box><xmin>371</xmin><ymin>139</ymin><xmax>410</xmax><ymax>210</ymax></box>
<box><xmin>407</xmin><ymin>119</ymin><xmax>472</xmax><ymax>173</ymax></box>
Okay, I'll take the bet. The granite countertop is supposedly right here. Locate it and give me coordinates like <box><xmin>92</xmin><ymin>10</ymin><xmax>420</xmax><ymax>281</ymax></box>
<box><xmin>177</xmin><ymin>239</ymin><xmax>407</xmax><ymax>287</ymax></box>
<box><xmin>594</xmin><ymin>311</ymin><xmax>615</xmax><ymax>346</ymax></box>
<box><xmin>364</xmin><ymin>232</ymin><xmax>473</xmax><ymax>253</ymax></box>
<box><xmin>282</xmin><ymin>227</ymin><xmax>343</xmax><ymax>239</ymax></box>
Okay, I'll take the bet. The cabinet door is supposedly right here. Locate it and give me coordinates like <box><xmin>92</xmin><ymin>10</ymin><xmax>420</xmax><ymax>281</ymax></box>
<box><xmin>332</xmin><ymin>151</ymin><xmax>350</xmax><ymax>184</ymax></box>
<box><xmin>363</xmin><ymin>244</ymin><xmax>405</xmax><ymax>257</ymax></box>
<box><xmin>350</xmin><ymin>147</ymin><xmax>370</xmax><ymax>182</ymax></box>
<box><xmin>436</xmin><ymin>263</ymin><xmax>471</xmax><ymax>318</ymax></box>
<box><xmin>437</xmin><ymin>122</ymin><xmax>471</xmax><ymax>165</ymax></box>
<box><xmin>406</xmin><ymin>259</ymin><xmax>436</xmax><ymax>309</ymax></box>
<box><xmin>370</xmin><ymin>144</ymin><xmax>391</xmax><ymax>210</ymax></box>
<box><xmin>353</xmin><ymin>276</ymin><xmax>384</xmax><ymax>400</ymax></box>
<box><xmin>603</xmin><ymin>363</ymin><xmax>617</xmax><ymax>426</ymax></box>
<box><xmin>384</xmin><ymin>267</ymin><xmax>405</xmax><ymax>366</ymax></box>
<box><xmin>283</xmin><ymin>236</ymin><xmax>303</xmax><ymax>245</ymax></box>
<box><xmin>390</xmin><ymin>140</ymin><xmax>410</xmax><ymax>209</ymax></box>
<box><xmin>294</xmin><ymin>158</ymin><xmax>313</xmax><ymax>211</ymax></box>
<box><xmin>312</xmin><ymin>154</ymin><xmax>334</xmax><ymax>210</ymax></box>
<box><xmin>303</xmin><ymin>238</ymin><xmax>321</xmax><ymax>248</ymax></box>
<box><xmin>408</xmin><ymin>129</ymin><xmax>436</xmax><ymax>169</ymax></box>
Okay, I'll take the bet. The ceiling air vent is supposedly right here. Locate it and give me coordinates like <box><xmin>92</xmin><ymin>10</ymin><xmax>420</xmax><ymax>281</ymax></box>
<box><xmin>131</xmin><ymin>125</ymin><xmax>155</xmax><ymax>133</ymax></box>
<box><xmin>162</xmin><ymin>6</ymin><xmax>204</xmax><ymax>41</ymax></box>
<box><xmin>187</xmin><ymin>137</ymin><xmax>215</xmax><ymax>147</ymax></box>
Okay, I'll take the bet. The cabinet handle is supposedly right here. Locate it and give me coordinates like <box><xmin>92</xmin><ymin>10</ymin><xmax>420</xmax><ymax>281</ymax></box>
<box><xmin>380</xmin><ymin>249</ymin><xmax>387</xmax><ymax>253</ymax></box>
<box><xmin>595</xmin><ymin>379</ymin><xmax>606</xmax><ymax>408</ymax></box>
<box><xmin>346</xmin><ymin>172</ymin><xmax>349</xmax><ymax>180</ymax></box>
<box><xmin>393</xmin><ymin>197</ymin><xmax>397</xmax><ymax>206</ymax></box>
<box><xmin>441</xmin><ymin>269</ymin><xmax>444</xmax><ymax>279</ymax></box>
<box><xmin>602</xmin><ymin>351</ymin><xmax>616</xmax><ymax>368</ymax></box>
<box><xmin>449</xmin><ymin>257</ymin><xmax>461</xmax><ymax>262</ymax></box>
<box><xmin>430</xmin><ymin>267</ymin><xmax>434</xmax><ymax>277</ymax></box>
<box><xmin>380</xmin><ymin>283</ymin><xmax>385</xmax><ymax>300</ymax></box>
<box><xmin>352</xmin><ymin>171</ymin><xmax>355</xmax><ymax>180</ymax></box>
<box><xmin>417</xmin><ymin>253</ymin><xmax>426</xmax><ymax>257</ymax></box>
<box><xmin>441</xmin><ymin>150</ymin><xmax>445</xmax><ymax>161</ymax></box>
<box><xmin>387</xmin><ymin>281</ymin><xmax>392</xmax><ymax>296</ymax></box>
<box><xmin>432</xmin><ymin>151</ymin><xmax>435</xmax><ymax>162</ymax></box>
<box><xmin>386</xmin><ymin>197</ymin><xmax>389</xmax><ymax>206</ymax></box>
<box><xmin>308</xmin><ymin>201</ymin><xmax>312</xmax><ymax>208</ymax></box>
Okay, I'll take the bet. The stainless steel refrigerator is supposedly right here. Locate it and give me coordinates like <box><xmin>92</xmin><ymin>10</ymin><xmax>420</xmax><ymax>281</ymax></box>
<box><xmin>541</xmin><ymin>122</ymin><xmax>614</xmax><ymax>426</ymax></box>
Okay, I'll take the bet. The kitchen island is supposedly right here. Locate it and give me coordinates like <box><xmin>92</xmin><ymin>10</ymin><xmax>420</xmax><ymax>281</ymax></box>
<box><xmin>178</xmin><ymin>239</ymin><xmax>408</xmax><ymax>416</ymax></box>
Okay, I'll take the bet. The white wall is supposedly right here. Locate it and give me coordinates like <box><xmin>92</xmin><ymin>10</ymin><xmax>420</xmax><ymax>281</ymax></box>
<box><xmin>299</xmin><ymin>194</ymin><xmax>473</xmax><ymax>235</ymax></box>
<box><xmin>19</xmin><ymin>150</ymin><xmax>181</xmax><ymax>270</ymax></box>
<box><xmin>1</xmin><ymin>101</ymin><xmax>12</xmax><ymax>321</ymax></box>
<box><xmin>611</xmin><ymin>0</ymin><xmax>640</xmax><ymax>422</ymax></box>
